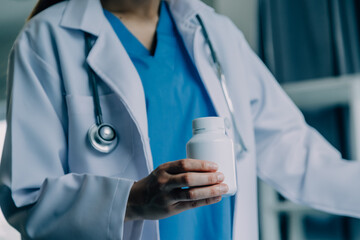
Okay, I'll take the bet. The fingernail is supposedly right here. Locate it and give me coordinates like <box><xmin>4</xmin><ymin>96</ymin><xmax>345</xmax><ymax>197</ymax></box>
<box><xmin>220</xmin><ymin>184</ymin><xmax>229</xmax><ymax>194</ymax></box>
<box><xmin>208</xmin><ymin>163</ymin><xmax>218</xmax><ymax>170</ymax></box>
<box><xmin>217</xmin><ymin>173</ymin><xmax>224</xmax><ymax>182</ymax></box>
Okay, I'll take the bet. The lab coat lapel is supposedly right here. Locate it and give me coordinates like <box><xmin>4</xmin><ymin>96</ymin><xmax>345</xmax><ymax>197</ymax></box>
<box><xmin>86</xmin><ymin>25</ymin><xmax>148</xmax><ymax>135</ymax></box>
<box><xmin>61</xmin><ymin>0</ymin><xmax>153</xmax><ymax>173</ymax></box>
<box><xmin>86</xmin><ymin>23</ymin><xmax>154</xmax><ymax>172</ymax></box>
<box><xmin>60</xmin><ymin>0</ymin><xmax>104</xmax><ymax>36</ymax></box>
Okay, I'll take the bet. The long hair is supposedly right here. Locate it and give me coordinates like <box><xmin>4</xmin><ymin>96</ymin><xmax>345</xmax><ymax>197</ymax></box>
<box><xmin>28</xmin><ymin>0</ymin><xmax>65</xmax><ymax>20</ymax></box>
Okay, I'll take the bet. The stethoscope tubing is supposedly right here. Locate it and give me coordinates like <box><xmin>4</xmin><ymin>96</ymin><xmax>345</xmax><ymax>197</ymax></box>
<box><xmin>196</xmin><ymin>14</ymin><xmax>248</xmax><ymax>154</ymax></box>
<box><xmin>85</xmin><ymin>33</ymin><xmax>118</xmax><ymax>153</ymax></box>
<box><xmin>85</xmin><ymin>32</ymin><xmax>104</xmax><ymax>126</ymax></box>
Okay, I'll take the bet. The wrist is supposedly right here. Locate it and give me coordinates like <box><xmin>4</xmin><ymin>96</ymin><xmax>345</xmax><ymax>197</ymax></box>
<box><xmin>125</xmin><ymin>181</ymin><xmax>141</xmax><ymax>222</ymax></box>
<box><xmin>125</xmin><ymin>203</ymin><xmax>134</xmax><ymax>222</ymax></box>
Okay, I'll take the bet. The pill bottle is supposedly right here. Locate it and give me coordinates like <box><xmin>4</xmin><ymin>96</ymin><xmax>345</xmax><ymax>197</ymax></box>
<box><xmin>186</xmin><ymin>117</ymin><xmax>237</xmax><ymax>196</ymax></box>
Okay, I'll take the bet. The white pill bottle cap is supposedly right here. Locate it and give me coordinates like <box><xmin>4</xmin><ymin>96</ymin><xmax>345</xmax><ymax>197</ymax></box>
<box><xmin>192</xmin><ymin>117</ymin><xmax>225</xmax><ymax>135</ymax></box>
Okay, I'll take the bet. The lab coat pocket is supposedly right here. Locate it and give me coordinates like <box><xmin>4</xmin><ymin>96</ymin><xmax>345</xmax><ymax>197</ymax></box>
<box><xmin>66</xmin><ymin>93</ymin><xmax>134</xmax><ymax>175</ymax></box>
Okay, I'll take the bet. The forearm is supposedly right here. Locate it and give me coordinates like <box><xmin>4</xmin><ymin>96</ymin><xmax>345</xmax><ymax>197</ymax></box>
<box><xmin>0</xmin><ymin>174</ymin><xmax>134</xmax><ymax>240</ymax></box>
<box><xmin>258</xmin><ymin>123</ymin><xmax>360</xmax><ymax>218</ymax></box>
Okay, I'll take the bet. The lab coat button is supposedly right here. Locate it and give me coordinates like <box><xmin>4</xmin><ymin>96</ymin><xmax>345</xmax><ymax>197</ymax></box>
<box><xmin>225</xmin><ymin>117</ymin><xmax>231</xmax><ymax>129</ymax></box>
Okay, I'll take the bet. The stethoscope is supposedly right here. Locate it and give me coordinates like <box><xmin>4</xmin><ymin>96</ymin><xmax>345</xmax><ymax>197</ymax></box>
<box><xmin>85</xmin><ymin>33</ymin><xmax>118</xmax><ymax>153</ymax></box>
<box><xmin>85</xmin><ymin>14</ymin><xmax>248</xmax><ymax>155</ymax></box>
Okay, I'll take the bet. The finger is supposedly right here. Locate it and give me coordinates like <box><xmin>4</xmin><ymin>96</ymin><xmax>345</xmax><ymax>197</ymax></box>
<box><xmin>163</xmin><ymin>159</ymin><xmax>218</xmax><ymax>174</ymax></box>
<box><xmin>171</xmin><ymin>183</ymin><xmax>229</xmax><ymax>202</ymax></box>
<box><xmin>167</xmin><ymin>172</ymin><xmax>224</xmax><ymax>189</ymax></box>
<box><xmin>173</xmin><ymin>196</ymin><xmax>222</xmax><ymax>212</ymax></box>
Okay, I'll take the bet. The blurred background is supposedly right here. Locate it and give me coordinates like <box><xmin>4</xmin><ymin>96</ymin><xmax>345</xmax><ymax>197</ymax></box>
<box><xmin>1</xmin><ymin>0</ymin><xmax>360</xmax><ymax>239</ymax></box>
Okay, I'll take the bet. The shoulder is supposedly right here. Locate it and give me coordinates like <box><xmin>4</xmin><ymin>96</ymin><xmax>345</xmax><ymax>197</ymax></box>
<box><xmin>190</xmin><ymin>2</ymin><xmax>247</xmax><ymax>51</ymax></box>
<box><xmin>13</xmin><ymin>1</ymin><xmax>69</xmax><ymax>55</ymax></box>
<box><xmin>195</xmin><ymin>6</ymin><xmax>248</xmax><ymax>61</ymax></box>
<box><xmin>207</xmin><ymin>12</ymin><xmax>245</xmax><ymax>43</ymax></box>
<box><xmin>170</xmin><ymin>0</ymin><xmax>246</xmax><ymax>41</ymax></box>
<box><xmin>11</xmin><ymin>1</ymin><xmax>76</xmax><ymax>75</ymax></box>
<box><xmin>28</xmin><ymin>1</ymin><xmax>68</xmax><ymax>25</ymax></box>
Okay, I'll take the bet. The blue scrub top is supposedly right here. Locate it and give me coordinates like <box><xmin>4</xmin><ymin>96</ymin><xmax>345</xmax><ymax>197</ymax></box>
<box><xmin>104</xmin><ymin>2</ymin><xmax>233</xmax><ymax>239</ymax></box>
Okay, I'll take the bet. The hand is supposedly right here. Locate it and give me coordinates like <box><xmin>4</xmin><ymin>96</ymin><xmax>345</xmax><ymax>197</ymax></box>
<box><xmin>125</xmin><ymin>159</ymin><xmax>229</xmax><ymax>221</ymax></box>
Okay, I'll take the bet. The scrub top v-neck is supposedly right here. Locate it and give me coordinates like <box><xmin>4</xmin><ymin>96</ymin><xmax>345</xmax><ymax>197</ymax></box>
<box><xmin>104</xmin><ymin>2</ymin><xmax>233</xmax><ymax>239</ymax></box>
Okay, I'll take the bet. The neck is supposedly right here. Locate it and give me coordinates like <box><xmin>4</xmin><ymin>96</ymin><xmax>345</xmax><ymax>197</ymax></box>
<box><xmin>101</xmin><ymin>0</ymin><xmax>162</xmax><ymax>18</ymax></box>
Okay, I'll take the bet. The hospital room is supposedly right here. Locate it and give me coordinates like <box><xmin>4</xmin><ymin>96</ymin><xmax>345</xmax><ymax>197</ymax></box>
<box><xmin>1</xmin><ymin>0</ymin><xmax>360</xmax><ymax>239</ymax></box>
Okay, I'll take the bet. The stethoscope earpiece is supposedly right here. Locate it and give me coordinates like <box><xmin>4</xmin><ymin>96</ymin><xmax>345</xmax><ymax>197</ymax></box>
<box><xmin>88</xmin><ymin>124</ymin><xmax>118</xmax><ymax>153</ymax></box>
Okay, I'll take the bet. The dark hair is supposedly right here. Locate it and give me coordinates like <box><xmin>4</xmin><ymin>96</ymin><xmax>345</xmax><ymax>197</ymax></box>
<box><xmin>28</xmin><ymin>0</ymin><xmax>65</xmax><ymax>20</ymax></box>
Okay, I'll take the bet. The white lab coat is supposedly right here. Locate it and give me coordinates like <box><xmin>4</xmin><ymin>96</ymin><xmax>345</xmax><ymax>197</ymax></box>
<box><xmin>1</xmin><ymin>0</ymin><xmax>360</xmax><ymax>239</ymax></box>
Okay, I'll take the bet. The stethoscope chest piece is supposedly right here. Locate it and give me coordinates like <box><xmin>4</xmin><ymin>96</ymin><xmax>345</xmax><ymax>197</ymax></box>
<box><xmin>88</xmin><ymin>123</ymin><xmax>118</xmax><ymax>153</ymax></box>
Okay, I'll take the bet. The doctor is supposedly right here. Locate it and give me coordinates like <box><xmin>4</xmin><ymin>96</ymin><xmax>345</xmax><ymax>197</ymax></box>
<box><xmin>1</xmin><ymin>0</ymin><xmax>360</xmax><ymax>239</ymax></box>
